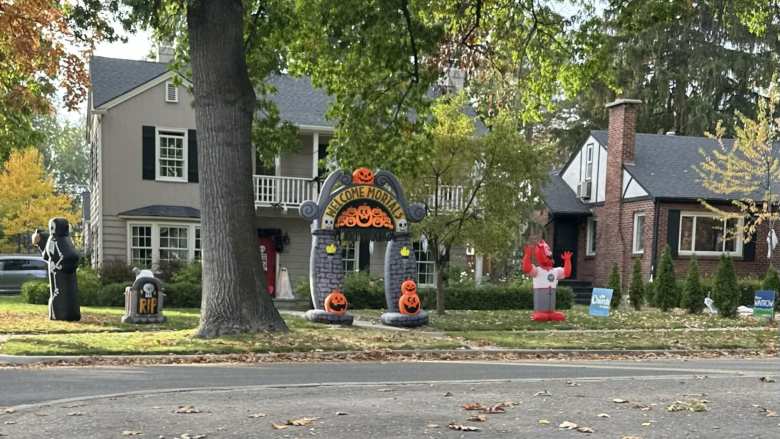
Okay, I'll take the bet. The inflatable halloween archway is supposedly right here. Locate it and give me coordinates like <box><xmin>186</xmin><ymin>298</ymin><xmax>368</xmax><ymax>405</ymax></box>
<box><xmin>299</xmin><ymin>168</ymin><xmax>428</xmax><ymax>327</ymax></box>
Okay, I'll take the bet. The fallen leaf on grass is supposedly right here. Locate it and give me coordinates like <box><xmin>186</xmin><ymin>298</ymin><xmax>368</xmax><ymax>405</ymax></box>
<box><xmin>121</xmin><ymin>431</ymin><xmax>142</xmax><ymax>436</ymax></box>
<box><xmin>247</xmin><ymin>413</ymin><xmax>267</xmax><ymax>418</ymax></box>
<box><xmin>467</xmin><ymin>414</ymin><xmax>487</xmax><ymax>422</ymax></box>
<box><xmin>463</xmin><ymin>403</ymin><xmax>484</xmax><ymax>411</ymax></box>
<box><xmin>612</xmin><ymin>398</ymin><xmax>629</xmax><ymax>404</ymax></box>
<box><xmin>576</xmin><ymin>426</ymin><xmax>594</xmax><ymax>433</ymax></box>
<box><xmin>559</xmin><ymin>421</ymin><xmax>578</xmax><ymax>430</ymax></box>
<box><xmin>534</xmin><ymin>390</ymin><xmax>552</xmax><ymax>397</ymax></box>
<box><xmin>448</xmin><ymin>423</ymin><xmax>480</xmax><ymax>431</ymax></box>
<box><xmin>597</xmin><ymin>413</ymin><xmax>610</xmax><ymax>418</ymax></box>
<box><xmin>760</xmin><ymin>376</ymin><xmax>776</xmax><ymax>383</ymax></box>
<box><xmin>174</xmin><ymin>405</ymin><xmax>201</xmax><ymax>414</ymax></box>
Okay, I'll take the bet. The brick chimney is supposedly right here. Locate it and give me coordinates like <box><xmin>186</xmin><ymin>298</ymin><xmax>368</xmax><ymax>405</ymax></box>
<box><xmin>594</xmin><ymin>98</ymin><xmax>641</xmax><ymax>287</ymax></box>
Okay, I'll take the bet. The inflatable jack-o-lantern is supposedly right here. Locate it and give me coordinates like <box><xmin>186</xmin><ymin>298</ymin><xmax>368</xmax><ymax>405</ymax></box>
<box><xmin>398</xmin><ymin>279</ymin><xmax>421</xmax><ymax>315</ymax></box>
<box><xmin>352</xmin><ymin>167</ymin><xmax>375</xmax><ymax>185</ymax></box>
<box><xmin>324</xmin><ymin>290</ymin><xmax>349</xmax><ymax>315</ymax></box>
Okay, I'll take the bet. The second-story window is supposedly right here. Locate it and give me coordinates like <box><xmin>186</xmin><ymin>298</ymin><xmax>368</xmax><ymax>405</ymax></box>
<box><xmin>157</xmin><ymin>129</ymin><xmax>187</xmax><ymax>182</ymax></box>
<box><xmin>584</xmin><ymin>143</ymin><xmax>594</xmax><ymax>181</ymax></box>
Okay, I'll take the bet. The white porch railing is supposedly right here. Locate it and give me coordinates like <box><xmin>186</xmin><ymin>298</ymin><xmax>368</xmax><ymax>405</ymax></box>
<box><xmin>254</xmin><ymin>175</ymin><xmax>319</xmax><ymax>209</ymax></box>
<box><xmin>428</xmin><ymin>185</ymin><xmax>466</xmax><ymax>212</ymax></box>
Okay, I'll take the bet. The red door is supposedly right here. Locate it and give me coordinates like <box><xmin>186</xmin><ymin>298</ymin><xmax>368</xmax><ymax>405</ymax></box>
<box><xmin>258</xmin><ymin>237</ymin><xmax>277</xmax><ymax>297</ymax></box>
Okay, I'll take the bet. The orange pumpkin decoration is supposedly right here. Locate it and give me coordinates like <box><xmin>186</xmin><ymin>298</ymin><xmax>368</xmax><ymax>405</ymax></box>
<box><xmin>352</xmin><ymin>167</ymin><xmax>375</xmax><ymax>185</ymax></box>
<box><xmin>399</xmin><ymin>292</ymin><xmax>421</xmax><ymax>315</ymax></box>
<box><xmin>324</xmin><ymin>290</ymin><xmax>349</xmax><ymax>315</ymax></box>
<box><xmin>401</xmin><ymin>279</ymin><xmax>418</xmax><ymax>296</ymax></box>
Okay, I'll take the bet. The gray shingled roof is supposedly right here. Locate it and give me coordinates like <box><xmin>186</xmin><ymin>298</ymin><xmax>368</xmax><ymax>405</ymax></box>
<box><xmin>90</xmin><ymin>56</ymin><xmax>170</xmax><ymax>108</ymax></box>
<box><xmin>117</xmin><ymin>205</ymin><xmax>201</xmax><ymax>219</ymax></box>
<box><xmin>541</xmin><ymin>171</ymin><xmax>589</xmax><ymax>215</ymax></box>
<box><xmin>266</xmin><ymin>75</ymin><xmax>334</xmax><ymax>127</ymax></box>
<box><xmin>590</xmin><ymin>130</ymin><xmax>780</xmax><ymax>201</ymax></box>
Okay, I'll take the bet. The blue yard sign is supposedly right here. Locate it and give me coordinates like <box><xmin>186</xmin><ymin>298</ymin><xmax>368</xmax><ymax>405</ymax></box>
<box><xmin>754</xmin><ymin>290</ymin><xmax>776</xmax><ymax>321</ymax></box>
<box><xmin>589</xmin><ymin>288</ymin><xmax>613</xmax><ymax>317</ymax></box>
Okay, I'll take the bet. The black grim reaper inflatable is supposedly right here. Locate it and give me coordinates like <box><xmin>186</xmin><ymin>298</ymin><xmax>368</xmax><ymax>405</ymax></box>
<box><xmin>32</xmin><ymin>218</ymin><xmax>81</xmax><ymax>321</ymax></box>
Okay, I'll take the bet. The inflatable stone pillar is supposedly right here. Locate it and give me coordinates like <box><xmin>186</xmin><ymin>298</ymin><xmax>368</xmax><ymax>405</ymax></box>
<box><xmin>304</xmin><ymin>229</ymin><xmax>353</xmax><ymax>324</ymax></box>
<box><xmin>381</xmin><ymin>233</ymin><xmax>429</xmax><ymax>327</ymax></box>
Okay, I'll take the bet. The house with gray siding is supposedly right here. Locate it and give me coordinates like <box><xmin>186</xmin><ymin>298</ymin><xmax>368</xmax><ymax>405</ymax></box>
<box><xmin>86</xmin><ymin>53</ymin><xmax>466</xmax><ymax>292</ymax></box>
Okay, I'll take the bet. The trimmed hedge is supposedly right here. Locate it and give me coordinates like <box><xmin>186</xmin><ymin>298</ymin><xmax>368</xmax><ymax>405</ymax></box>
<box><xmin>21</xmin><ymin>268</ymin><xmax>103</xmax><ymax>306</ymax></box>
<box><xmin>20</xmin><ymin>280</ymin><xmax>49</xmax><ymax>304</ymax></box>
<box><xmin>163</xmin><ymin>282</ymin><xmax>202</xmax><ymax>308</ymax></box>
<box><xmin>418</xmin><ymin>284</ymin><xmax>573</xmax><ymax>311</ymax></box>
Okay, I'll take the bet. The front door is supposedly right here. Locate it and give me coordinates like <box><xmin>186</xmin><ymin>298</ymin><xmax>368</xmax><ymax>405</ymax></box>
<box><xmin>552</xmin><ymin>217</ymin><xmax>578</xmax><ymax>279</ymax></box>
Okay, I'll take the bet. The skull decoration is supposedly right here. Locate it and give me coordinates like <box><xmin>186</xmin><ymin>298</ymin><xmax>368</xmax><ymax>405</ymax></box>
<box><xmin>398</xmin><ymin>279</ymin><xmax>421</xmax><ymax>315</ymax></box>
<box><xmin>322</xmin><ymin>216</ymin><xmax>335</xmax><ymax>230</ymax></box>
<box><xmin>352</xmin><ymin>167</ymin><xmax>375</xmax><ymax>185</ymax></box>
<box><xmin>324</xmin><ymin>290</ymin><xmax>349</xmax><ymax>315</ymax></box>
<box><xmin>397</xmin><ymin>218</ymin><xmax>408</xmax><ymax>233</ymax></box>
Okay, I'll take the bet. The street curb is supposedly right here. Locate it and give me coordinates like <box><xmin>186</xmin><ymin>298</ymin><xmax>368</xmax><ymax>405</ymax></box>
<box><xmin>0</xmin><ymin>348</ymin><xmax>774</xmax><ymax>367</ymax></box>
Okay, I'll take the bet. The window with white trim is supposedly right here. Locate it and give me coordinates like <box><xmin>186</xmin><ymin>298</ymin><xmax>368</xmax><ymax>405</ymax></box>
<box><xmin>342</xmin><ymin>240</ymin><xmax>359</xmax><ymax>273</ymax></box>
<box><xmin>633</xmin><ymin>213</ymin><xmax>646</xmax><ymax>254</ymax></box>
<box><xmin>159</xmin><ymin>226</ymin><xmax>189</xmax><ymax>262</ymax></box>
<box><xmin>130</xmin><ymin>225</ymin><xmax>153</xmax><ymax>268</ymax></box>
<box><xmin>194</xmin><ymin>227</ymin><xmax>202</xmax><ymax>261</ymax></box>
<box><xmin>584</xmin><ymin>143</ymin><xmax>594</xmax><ymax>181</ymax></box>
<box><xmin>678</xmin><ymin>213</ymin><xmax>742</xmax><ymax>256</ymax></box>
<box><xmin>127</xmin><ymin>222</ymin><xmax>200</xmax><ymax>267</ymax></box>
<box><xmin>156</xmin><ymin>129</ymin><xmax>187</xmax><ymax>182</ymax></box>
<box><xmin>586</xmin><ymin>217</ymin><xmax>597</xmax><ymax>256</ymax></box>
<box><xmin>165</xmin><ymin>81</ymin><xmax>178</xmax><ymax>103</ymax></box>
<box><xmin>414</xmin><ymin>241</ymin><xmax>436</xmax><ymax>286</ymax></box>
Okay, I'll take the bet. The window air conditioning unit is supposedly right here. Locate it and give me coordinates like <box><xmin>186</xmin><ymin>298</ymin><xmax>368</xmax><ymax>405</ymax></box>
<box><xmin>579</xmin><ymin>181</ymin><xmax>592</xmax><ymax>200</ymax></box>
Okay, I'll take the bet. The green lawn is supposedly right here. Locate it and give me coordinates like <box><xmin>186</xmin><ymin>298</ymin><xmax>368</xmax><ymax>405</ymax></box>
<box><xmin>1</xmin><ymin>296</ymin><xmax>776</xmax><ymax>355</ymax></box>
<box><xmin>352</xmin><ymin>306</ymin><xmax>777</xmax><ymax>331</ymax></box>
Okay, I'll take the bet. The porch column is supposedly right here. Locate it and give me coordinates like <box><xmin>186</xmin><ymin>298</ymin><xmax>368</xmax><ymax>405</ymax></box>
<box><xmin>312</xmin><ymin>132</ymin><xmax>319</xmax><ymax>178</ymax></box>
<box><xmin>475</xmin><ymin>254</ymin><xmax>484</xmax><ymax>285</ymax></box>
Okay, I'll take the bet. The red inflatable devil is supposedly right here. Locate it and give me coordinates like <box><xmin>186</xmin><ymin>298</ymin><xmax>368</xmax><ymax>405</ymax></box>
<box><xmin>522</xmin><ymin>240</ymin><xmax>572</xmax><ymax>322</ymax></box>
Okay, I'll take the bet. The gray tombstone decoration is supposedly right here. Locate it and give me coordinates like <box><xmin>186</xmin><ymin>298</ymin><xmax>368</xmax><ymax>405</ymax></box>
<box><xmin>122</xmin><ymin>269</ymin><xmax>166</xmax><ymax>324</ymax></box>
<box><xmin>299</xmin><ymin>168</ymin><xmax>428</xmax><ymax>327</ymax></box>
<box><xmin>32</xmin><ymin>218</ymin><xmax>81</xmax><ymax>321</ymax></box>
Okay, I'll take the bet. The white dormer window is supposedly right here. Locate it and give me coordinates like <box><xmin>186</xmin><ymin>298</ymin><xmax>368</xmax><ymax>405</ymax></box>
<box><xmin>165</xmin><ymin>81</ymin><xmax>178</xmax><ymax>103</ymax></box>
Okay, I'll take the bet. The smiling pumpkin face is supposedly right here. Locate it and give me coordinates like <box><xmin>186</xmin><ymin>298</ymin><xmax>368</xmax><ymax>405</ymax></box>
<box><xmin>399</xmin><ymin>292</ymin><xmax>421</xmax><ymax>315</ymax></box>
<box><xmin>352</xmin><ymin>167</ymin><xmax>375</xmax><ymax>185</ymax></box>
<box><xmin>324</xmin><ymin>290</ymin><xmax>349</xmax><ymax>315</ymax></box>
<box><xmin>401</xmin><ymin>279</ymin><xmax>417</xmax><ymax>296</ymax></box>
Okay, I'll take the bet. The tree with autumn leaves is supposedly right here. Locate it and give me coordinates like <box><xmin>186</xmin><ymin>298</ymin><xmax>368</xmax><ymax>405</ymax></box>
<box><xmin>0</xmin><ymin>148</ymin><xmax>78</xmax><ymax>250</ymax></box>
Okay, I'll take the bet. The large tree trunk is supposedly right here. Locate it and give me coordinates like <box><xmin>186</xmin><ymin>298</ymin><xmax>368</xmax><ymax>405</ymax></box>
<box><xmin>188</xmin><ymin>0</ymin><xmax>287</xmax><ymax>337</ymax></box>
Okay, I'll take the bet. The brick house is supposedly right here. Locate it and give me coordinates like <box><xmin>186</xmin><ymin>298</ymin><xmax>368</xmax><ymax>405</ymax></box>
<box><xmin>541</xmin><ymin>99</ymin><xmax>779</xmax><ymax>294</ymax></box>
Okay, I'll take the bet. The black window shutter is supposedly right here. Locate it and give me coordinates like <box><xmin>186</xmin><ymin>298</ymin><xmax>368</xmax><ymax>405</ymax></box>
<box><xmin>667</xmin><ymin>209</ymin><xmax>680</xmax><ymax>257</ymax></box>
<box><xmin>743</xmin><ymin>232</ymin><xmax>756</xmax><ymax>261</ymax></box>
<box><xmin>188</xmin><ymin>129</ymin><xmax>198</xmax><ymax>183</ymax></box>
<box><xmin>142</xmin><ymin>126</ymin><xmax>156</xmax><ymax>180</ymax></box>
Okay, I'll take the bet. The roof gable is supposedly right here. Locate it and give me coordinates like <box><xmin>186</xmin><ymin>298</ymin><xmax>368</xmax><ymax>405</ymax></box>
<box><xmin>90</xmin><ymin>57</ymin><xmax>171</xmax><ymax>108</ymax></box>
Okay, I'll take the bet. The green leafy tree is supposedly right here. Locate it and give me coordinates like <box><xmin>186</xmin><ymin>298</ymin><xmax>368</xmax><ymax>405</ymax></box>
<box><xmin>653</xmin><ymin>247</ymin><xmax>678</xmax><ymax>311</ymax></box>
<box><xmin>628</xmin><ymin>257</ymin><xmax>644</xmax><ymax>311</ymax></box>
<box><xmin>401</xmin><ymin>93</ymin><xmax>553</xmax><ymax>314</ymax></box>
<box><xmin>713</xmin><ymin>254</ymin><xmax>740</xmax><ymax>318</ymax></box>
<box><xmin>607</xmin><ymin>263</ymin><xmax>622</xmax><ymax>309</ymax></box>
<box><xmin>696</xmin><ymin>81</ymin><xmax>780</xmax><ymax>270</ymax></box>
<box><xmin>33</xmin><ymin>116</ymin><xmax>90</xmax><ymax>196</ymax></box>
<box><xmin>681</xmin><ymin>256</ymin><xmax>705</xmax><ymax>314</ymax></box>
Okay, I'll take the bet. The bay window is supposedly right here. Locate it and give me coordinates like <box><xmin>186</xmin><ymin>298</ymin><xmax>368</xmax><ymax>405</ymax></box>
<box><xmin>127</xmin><ymin>222</ymin><xmax>201</xmax><ymax>267</ymax></box>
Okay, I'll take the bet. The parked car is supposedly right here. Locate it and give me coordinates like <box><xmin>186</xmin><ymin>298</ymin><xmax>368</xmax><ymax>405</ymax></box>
<box><xmin>0</xmin><ymin>255</ymin><xmax>48</xmax><ymax>294</ymax></box>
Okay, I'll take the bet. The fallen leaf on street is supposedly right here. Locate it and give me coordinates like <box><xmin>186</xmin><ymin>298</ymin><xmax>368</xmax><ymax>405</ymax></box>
<box><xmin>247</xmin><ymin>413</ymin><xmax>267</xmax><ymax>418</ymax></box>
<box><xmin>621</xmin><ymin>436</ymin><xmax>642</xmax><ymax>439</ymax></box>
<box><xmin>443</xmin><ymin>392</ymin><xmax>453</xmax><ymax>397</ymax></box>
<box><xmin>467</xmin><ymin>414</ymin><xmax>487</xmax><ymax>422</ymax></box>
<box><xmin>426</xmin><ymin>424</ymin><xmax>440</xmax><ymax>428</ymax></box>
<box><xmin>336</xmin><ymin>411</ymin><xmax>348</xmax><ymax>416</ymax></box>
<box><xmin>576</xmin><ymin>426</ymin><xmax>594</xmax><ymax>433</ymax></box>
<box><xmin>566</xmin><ymin>381</ymin><xmax>581</xmax><ymax>387</ymax></box>
<box><xmin>271</xmin><ymin>423</ymin><xmax>288</xmax><ymax>430</ymax></box>
<box><xmin>534</xmin><ymin>390</ymin><xmax>552</xmax><ymax>397</ymax></box>
<box><xmin>559</xmin><ymin>421</ymin><xmax>578</xmax><ymax>430</ymax></box>
<box><xmin>463</xmin><ymin>403</ymin><xmax>484</xmax><ymax>411</ymax></box>
<box><xmin>612</xmin><ymin>398</ymin><xmax>629</xmax><ymax>404</ymax></box>
<box><xmin>174</xmin><ymin>405</ymin><xmax>201</xmax><ymax>414</ymax></box>
<box><xmin>760</xmin><ymin>376</ymin><xmax>776</xmax><ymax>383</ymax></box>
<box><xmin>67</xmin><ymin>412</ymin><xmax>83</xmax><ymax>417</ymax></box>
<box><xmin>286</xmin><ymin>417</ymin><xmax>318</xmax><ymax>426</ymax></box>
<box><xmin>2</xmin><ymin>409</ymin><xmax>14</xmax><ymax>414</ymax></box>
<box><xmin>758</xmin><ymin>407</ymin><xmax>779</xmax><ymax>417</ymax></box>
<box><xmin>666</xmin><ymin>400</ymin><xmax>708</xmax><ymax>413</ymax></box>
<box><xmin>448</xmin><ymin>423</ymin><xmax>480</xmax><ymax>431</ymax></box>
<box><xmin>2</xmin><ymin>422</ymin><xmax>15</xmax><ymax>425</ymax></box>
<box><xmin>538</xmin><ymin>419</ymin><xmax>550</xmax><ymax>425</ymax></box>
<box><xmin>641</xmin><ymin>422</ymin><xmax>652</xmax><ymax>426</ymax></box>
<box><xmin>597</xmin><ymin>413</ymin><xmax>610</xmax><ymax>418</ymax></box>
<box><xmin>180</xmin><ymin>434</ymin><xmax>206</xmax><ymax>439</ymax></box>
<box><xmin>632</xmin><ymin>403</ymin><xmax>651</xmax><ymax>411</ymax></box>
<box><xmin>121</xmin><ymin>431</ymin><xmax>142</xmax><ymax>436</ymax></box>
<box><xmin>480</xmin><ymin>404</ymin><xmax>506</xmax><ymax>414</ymax></box>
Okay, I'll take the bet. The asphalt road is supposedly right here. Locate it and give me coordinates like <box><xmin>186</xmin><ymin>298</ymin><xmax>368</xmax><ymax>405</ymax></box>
<box><xmin>0</xmin><ymin>358</ymin><xmax>778</xmax><ymax>438</ymax></box>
